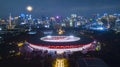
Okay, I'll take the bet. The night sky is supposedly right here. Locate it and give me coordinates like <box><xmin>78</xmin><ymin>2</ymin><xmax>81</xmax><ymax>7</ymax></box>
<box><xmin>0</xmin><ymin>0</ymin><xmax>120</xmax><ymax>17</ymax></box>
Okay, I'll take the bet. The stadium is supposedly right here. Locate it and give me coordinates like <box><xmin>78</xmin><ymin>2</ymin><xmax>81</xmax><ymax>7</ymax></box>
<box><xmin>25</xmin><ymin>29</ymin><xmax>97</xmax><ymax>54</ymax></box>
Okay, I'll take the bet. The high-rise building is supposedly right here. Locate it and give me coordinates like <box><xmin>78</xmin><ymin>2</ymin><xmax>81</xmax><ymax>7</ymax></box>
<box><xmin>114</xmin><ymin>18</ymin><xmax>120</xmax><ymax>32</ymax></box>
<box><xmin>8</xmin><ymin>13</ymin><xmax>12</xmax><ymax>29</ymax></box>
<box><xmin>7</xmin><ymin>13</ymin><xmax>16</xmax><ymax>29</ymax></box>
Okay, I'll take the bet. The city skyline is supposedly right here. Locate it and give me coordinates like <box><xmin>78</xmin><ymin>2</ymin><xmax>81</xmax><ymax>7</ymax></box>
<box><xmin>0</xmin><ymin>0</ymin><xmax>120</xmax><ymax>17</ymax></box>
<box><xmin>0</xmin><ymin>1</ymin><xmax>120</xmax><ymax>66</ymax></box>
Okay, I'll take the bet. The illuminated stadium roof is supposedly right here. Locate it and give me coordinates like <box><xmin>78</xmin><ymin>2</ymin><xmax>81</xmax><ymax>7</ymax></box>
<box><xmin>27</xmin><ymin>35</ymin><xmax>94</xmax><ymax>47</ymax></box>
<box><xmin>40</xmin><ymin>36</ymin><xmax>80</xmax><ymax>42</ymax></box>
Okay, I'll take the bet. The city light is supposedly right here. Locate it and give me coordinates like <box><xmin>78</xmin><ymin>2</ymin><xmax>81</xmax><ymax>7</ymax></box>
<box><xmin>47</xmin><ymin>35</ymin><xmax>52</xmax><ymax>38</ymax></box>
<box><xmin>0</xmin><ymin>28</ymin><xmax>2</xmax><ymax>30</ymax></box>
<box><xmin>17</xmin><ymin>42</ymin><xmax>23</xmax><ymax>47</ymax></box>
<box><xmin>56</xmin><ymin>16</ymin><xmax>59</xmax><ymax>19</ymax></box>
<box><xmin>28</xmin><ymin>31</ymin><xmax>37</xmax><ymax>35</ymax></box>
<box><xmin>69</xmin><ymin>35</ymin><xmax>74</xmax><ymax>38</ymax></box>
<box><xmin>97</xmin><ymin>27</ymin><xmax>104</xmax><ymax>30</ymax></box>
<box><xmin>52</xmin><ymin>58</ymin><xmax>68</xmax><ymax>67</ymax></box>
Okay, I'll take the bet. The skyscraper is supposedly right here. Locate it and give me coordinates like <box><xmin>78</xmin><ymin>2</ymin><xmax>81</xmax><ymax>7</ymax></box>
<box><xmin>8</xmin><ymin>13</ymin><xmax>12</xmax><ymax>29</ymax></box>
